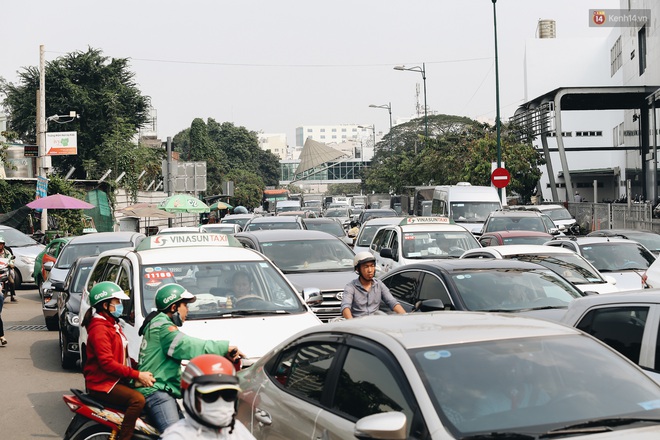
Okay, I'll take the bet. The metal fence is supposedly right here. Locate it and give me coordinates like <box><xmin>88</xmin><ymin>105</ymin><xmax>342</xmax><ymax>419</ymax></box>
<box><xmin>567</xmin><ymin>202</ymin><xmax>656</xmax><ymax>233</ymax></box>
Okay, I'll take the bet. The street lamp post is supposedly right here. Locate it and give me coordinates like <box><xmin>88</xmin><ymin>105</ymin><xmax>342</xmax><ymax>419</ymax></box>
<box><xmin>492</xmin><ymin>0</ymin><xmax>503</xmax><ymax>201</ymax></box>
<box><xmin>369</xmin><ymin>103</ymin><xmax>392</xmax><ymax>152</ymax></box>
<box><xmin>358</xmin><ymin>125</ymin><xmax>376</xmax><ymax>159</ymax></box>
<box><xmin>394</xmin><ymin>63</ymin><xmax>427</xmax><ymax>140</ymax></box>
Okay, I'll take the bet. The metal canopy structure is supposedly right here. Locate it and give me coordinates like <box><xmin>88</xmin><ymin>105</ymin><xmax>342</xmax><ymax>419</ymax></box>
<box><xmin>512</xmin><ymin>86</ymin><xmax>660</xmax><ymax>201</ymax></box>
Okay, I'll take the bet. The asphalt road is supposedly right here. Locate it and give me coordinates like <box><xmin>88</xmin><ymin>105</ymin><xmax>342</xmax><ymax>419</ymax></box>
<box><xmin>0</xmin><ymin>286</ymin><xmax>82</xmax><ymax>439</ymax></box>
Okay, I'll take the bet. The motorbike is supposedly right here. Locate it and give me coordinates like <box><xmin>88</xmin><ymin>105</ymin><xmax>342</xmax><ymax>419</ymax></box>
<box><xmin>62</xmin><ymin>389</ymin><xmax>160</xmax><ymax>440</ymax></box>
<box><xmin>0</xmin><ymin>256</ymin><xmax>14</xmax><ymax>290</ymax></box>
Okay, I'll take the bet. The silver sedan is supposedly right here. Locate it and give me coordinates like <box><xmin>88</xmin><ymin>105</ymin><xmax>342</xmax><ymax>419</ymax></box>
<box><xmin>237</xmin><ymin>312</ymin><xmax>660</xmax><ymax>439</ymax></box>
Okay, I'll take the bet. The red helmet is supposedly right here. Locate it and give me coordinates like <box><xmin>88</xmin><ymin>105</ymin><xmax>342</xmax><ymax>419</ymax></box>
<box><xmin>181</xmin><ymin>354</ymin><xmax>240</xmax><ymax>392</ymax></box>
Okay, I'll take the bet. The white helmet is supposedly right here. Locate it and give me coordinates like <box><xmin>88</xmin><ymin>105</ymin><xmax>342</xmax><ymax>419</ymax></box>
<box><xmin>353</xmin><ymin>252</ymin><xmax>376</xmax><ymax>271</ymax></box>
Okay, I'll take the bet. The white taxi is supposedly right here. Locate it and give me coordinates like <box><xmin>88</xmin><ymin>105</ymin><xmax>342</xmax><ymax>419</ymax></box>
<box><xmin>370</xmin><ymin>217</ymin><xmax>481</xmax><ymax>275</ymax></box>
<box><xmin>78</xmin><ymin>233</ymin><xmax>322</xmax><ymax>368</ymax></box>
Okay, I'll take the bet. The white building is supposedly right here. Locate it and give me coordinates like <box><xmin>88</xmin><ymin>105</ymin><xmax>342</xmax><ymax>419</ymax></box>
<box><xmin>258</xmin><ymin>133</ymin><xmax>288</xmax><ymax>160</ymax></box>
<box><xmin>521</xmin><ymin>2</ymin><xmax>660</xmax><ymax>203</ymax></box>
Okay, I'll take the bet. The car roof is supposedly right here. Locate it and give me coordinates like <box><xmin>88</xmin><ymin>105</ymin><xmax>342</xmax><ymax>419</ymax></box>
<box><xmin>361</xmin><ymin>216</ymin><xmax>407</xmax><ymax>226</ymax></box>
<box><xmin>466</xmin><ymin>244</ymin><xmax>574</xmax><ymax>256</ymax></box>
<box><xmin>314</xmin><ymin>312</ymin><xmax>580</xmax><ymax>349</ymax></box>
<box><xmin>248</xmin><ymin>216</ymin><xmax>300</xmax><ymax>223</ymax></box>
<box><xmin>481</xmin><ymin>230</ymin><xmax>553</xmax><ymax>238</ymax></box>
<box><xmin>567</xmin><ymin>288</ymin><xmax>660</xmax><ymax>308</ymax></box>
<box><xmin>571</xmin><ymin>236</ymin><xmax>640</xmax><ymax>246</ymax></box>
<box><xmin>111</xmin><ymin>243</ymin><xmax>266</xmax><ymax>265</ymax></box>
<box><xmin>222</xmin><ymin>214</ymin><xmax>255</xmax><ymax>219</ymax></box>
<box><xmin>524</xmin><ymin>204</ymin><xmax>564</xmax><ymax>211</ymax></box>
<box><xmin>66</xmin><ymin>231</ymin><xmax>145</xmax><ymax>244</ymax></box>
<box><xmin>388</xmin><ymin>223</ymin><xmax>471</xmax><ymax>232</ymax></box>
<box><xmin>489</xmin><ymin>210</ymin><xmax>545</xmax><ymax>217</ymax></box>
<box><xmin>588</xmin><ymin>229</ymin><xmax>658</xmax><ymax>237</ymax></box>
<box><xmin>236</xmin><ymin>230</ymin><xmax>338</xmax><ymax>241</ymax></box>
<box><xmin>303</xmin><ymin>218</ymin><xmax>337</xmax><ymax>223</ymax></box>
<box><xmin>382</xmin><ymin>258</ymin><xmax>551</xmax><ymax>274</ymax></box>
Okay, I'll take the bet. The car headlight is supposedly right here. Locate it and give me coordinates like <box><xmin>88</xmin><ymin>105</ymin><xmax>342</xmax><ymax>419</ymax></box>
<box><xmin>66</xmin><ymin>312</ymin><xmax>80</xmax><ymax>327</ymax></box>
<box><xmin>19</xmin><ymin>255</ymin><xmax>36</xmax><ymax>265</ymax></box>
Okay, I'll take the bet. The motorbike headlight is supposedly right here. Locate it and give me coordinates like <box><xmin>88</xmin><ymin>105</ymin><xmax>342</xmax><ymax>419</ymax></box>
<box><xmin>66</xmin><ymin>312</ymin><xmax>80</xmax><ymax>327</ymax></box>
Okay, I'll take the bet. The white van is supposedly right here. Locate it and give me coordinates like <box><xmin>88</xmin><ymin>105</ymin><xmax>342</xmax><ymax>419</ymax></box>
<box><xmin>275</xmin><ymin>200</ymin><xmax>302</xmax><ymax>214</ymax></box>
<box><xmin>431</xmin><ymin>183</ymin><xmax>503</xmax><ymax>233</ymax></box>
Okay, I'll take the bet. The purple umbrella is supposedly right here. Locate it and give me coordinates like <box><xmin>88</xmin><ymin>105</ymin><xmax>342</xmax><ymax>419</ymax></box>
<box><xmin>26</xmin><ymin>193</ymin><xmax>95</xmax><ymax>210</ymax></box>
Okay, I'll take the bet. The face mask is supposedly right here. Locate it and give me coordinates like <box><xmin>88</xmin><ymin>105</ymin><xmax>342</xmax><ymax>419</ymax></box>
<box><xmin>110</xmin><ymin>303</ymin><xmax>123</xmax><ymax>318</ymax></box>
<box><xmin>200</xmin><ymin>398</ymin><xmax>235</xmax><ymax>427</ymax></box>
<box><xmin>171</xmin><ymin>311</ymin><xmax>183</xmax><ymax>326</ymax></box>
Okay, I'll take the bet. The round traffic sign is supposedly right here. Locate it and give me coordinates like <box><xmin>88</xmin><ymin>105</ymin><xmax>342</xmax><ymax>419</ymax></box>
<box><xmin>491</xmin><ymin>167</ymin><xmax>511</xmax><ymax>189</ymax></box>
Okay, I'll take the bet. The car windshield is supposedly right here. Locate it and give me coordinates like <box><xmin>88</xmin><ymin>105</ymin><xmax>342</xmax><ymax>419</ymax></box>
<box><xmin>325</xmin><ymin>209</ymin><xmax>349</xmax><ymax>218</ymax></box>
<box><xmin>305</xmin><ymin>222</ymin><xmax>345</xmax><ymax>237</ymax></box>
<box><xmin>71</xmin><ymin>263</ymin><xmax>95</xmax><ymax>294</ymax></box>
<box><xmin>221</xmin><ymin>218</ymin><xmax>250</xmax><ymax>228</ymax></box>
<box><xmin>625</xmin><ymin>233</ymin><xmax>660</xmax><ymax>253</ymax></box>
<box><xmin>201</xmin><ymin>225</ymin><xmax>238</xmax><ymax>234</ymax></box>
<box><xmin>412</xmin><ymin>334</ymin><xmax>660</xmax><ymax>438</ymax></box>
<box><xmin>258</xmin><ymin>239</ymin><xmax>354</xmax><ymax>273</ymax></box>
<box><xmin>507</xmin><ymin>254</ymin><xmax>605</xmax><ymax>284</ymax></box>
<box><xmin>581</xmin><ymin>243</ymin><xmax>655</xmax><ymax>272</ymax></box>
<box><xmin>140</xmin><ymin>261</ymin><xmax>305</xmax><ymax>318</ymax></box>
<box><xmin>450</xmin><ymin>268</ymin><xmax>582</xmax><ymax>311</ymax></box>
<box><xmin>485</xmin><ymin>216</ymin><xmax>546</xmax><ymax>233</ymax></box>
<box><xmin>402</xmin><ymin>231</ymin><xmax>480</xmax><ymax>259</ymax></box>
<box><xmin>245</xmin><ymin>221</ymin><xmax>301</xmax><ymax>231</ymax></box>
<box><xmin>451</xmin><ymin>202</ymin><xmax>501</xmax><ymax>223</ymax></box>
<box><xmin>500</xmin><ymin>235</ymin><xmax>550</xmax><ymax>245</ymax></box>
<box><xmin>0</xmin><ymin>227</ymin><xmax>39</xmax><ymax>247</ymax></box>
<box><xmin>542</xmin><ymin>207</ymin><xmax>573</xmax><ymax>221</ymax></box>
<box><xmin>57</xmin><ymin>242</ymin><xmax>134</xmax><ymax>269</ymax></box>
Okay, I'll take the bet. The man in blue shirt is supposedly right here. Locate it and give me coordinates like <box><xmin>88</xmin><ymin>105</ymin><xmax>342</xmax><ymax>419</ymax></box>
<box><xmin>341</xmin><ymin>252</ymin><xmax>406</xmax><ymax>319</ymax></box>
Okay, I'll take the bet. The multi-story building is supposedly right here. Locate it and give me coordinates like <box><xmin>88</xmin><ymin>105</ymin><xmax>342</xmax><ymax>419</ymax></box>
<box><xmin>258</xmin><ymin>133</ymin><xmax>288</xmax><ymax>160</ymax></box>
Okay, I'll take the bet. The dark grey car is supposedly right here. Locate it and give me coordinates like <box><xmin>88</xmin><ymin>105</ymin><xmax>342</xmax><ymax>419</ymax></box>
<box><xmin>235</xmin><ymin>230</ymin><xmax>355</xmax><ymax>321</ymax></box>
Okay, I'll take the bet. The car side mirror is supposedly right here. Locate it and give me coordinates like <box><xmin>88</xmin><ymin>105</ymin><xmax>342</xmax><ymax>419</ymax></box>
<box><xmin>44</xmin><ymin>261</ymin><xmax>54</xmax><ymax>272</ymax></box>
<box><xmin>380</xmin><ymin>248</ymin><xmax>394</xmax><ymax>259</ymax></box>
<box><xmin>354</xmin><ymin>411</ymin><xmax>407</xmax><ymax>440</ymax></box>
<box><xmin>413</xmin><ymin>299</ymin><xmax>446</xmax><ymax>312</ymax></box>
<box><xmin>550</xmin><ymin>227</ymin><xmax>560</xmax><ymax>235</ymax></box>
<box><xmin>471</xmin><ymin>227</ymin><xmax>483</xmax><ymax>236</ymax></box>
<box><xmin>302</xmin><ymin>288</ymin><xmax>323</xmax><ymax>306</ymax></box>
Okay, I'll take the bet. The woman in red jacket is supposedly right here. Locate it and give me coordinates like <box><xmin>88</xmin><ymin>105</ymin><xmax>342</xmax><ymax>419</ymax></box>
<box><xmin>82</xmin><ymin>281</ymin><xmax>155</xmax><ymax>440</ymax></box>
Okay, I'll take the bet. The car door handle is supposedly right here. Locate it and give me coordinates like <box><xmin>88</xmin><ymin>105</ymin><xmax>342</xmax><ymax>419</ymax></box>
<box><xmin>254</xmin><ymin>407</ymin><xmax>272</xmax><ymax>426</ymax></box>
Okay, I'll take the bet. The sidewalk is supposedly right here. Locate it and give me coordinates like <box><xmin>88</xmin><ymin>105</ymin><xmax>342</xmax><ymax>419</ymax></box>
<box><xmin>3</xmin><ymin>286</ymin><xmax>48</xmax><ymax>331</ymax></box>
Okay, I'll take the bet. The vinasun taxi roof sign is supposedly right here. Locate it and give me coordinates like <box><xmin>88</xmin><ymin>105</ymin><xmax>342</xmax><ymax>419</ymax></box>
<box><xmin>136</xmin><ymin>233</ymin><xmax>241</xmax><ymax>251</ymax></box>
<box><xmin>400</xmin><ymin>216</ymin><xmax>452</xmax><ymax>225</ymax></box>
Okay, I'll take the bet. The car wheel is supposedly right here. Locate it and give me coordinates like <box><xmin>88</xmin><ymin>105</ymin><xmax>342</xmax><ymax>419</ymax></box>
<box><xmin>13</xmin><ymin>269</ymin><xmax>22</xmax><ymax>290</ymax></box>
<box><xmin>60</xmin><ymin>328</ymin><xmax>77</xmax><ymax>370</ymax></box>
<box><xmin>45</xmin><ymin>315</ymin><xmax>59</xmax><ymax>331</ymax></box>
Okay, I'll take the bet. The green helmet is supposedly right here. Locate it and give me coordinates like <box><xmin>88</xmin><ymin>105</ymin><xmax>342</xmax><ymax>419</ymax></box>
<box><xmin>89</xmin><ymin>281</ymin><xmax>129</xmax><ymax>307</ymax></box>
<box><xmin>155</xmin><ymin>283</ymin><xmax>196</xmax><ymax>311</ymax></box>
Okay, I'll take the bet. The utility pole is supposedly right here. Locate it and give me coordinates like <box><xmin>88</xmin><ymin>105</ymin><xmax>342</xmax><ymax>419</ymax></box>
<box><xmin>37</xmin><ymin>45</ymin><xmax>49</xmax><ymax>233</ymax></box>
<box><xmin>166</xmin><ymin>136</ymin><xmax>173</xmax><ymax>227</ymax></box>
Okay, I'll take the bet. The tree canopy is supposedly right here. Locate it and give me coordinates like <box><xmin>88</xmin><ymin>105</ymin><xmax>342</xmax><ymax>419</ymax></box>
<box><xmin>1</xmin><ymin>47</ymin><xmax>152</xmax><ymax>180</ymax></box>
<box><xmin>172</xmin><ymin>118</ymin><xmax>281</xmax><ymax>205</ymax></box>
<box><xmin>363</xmin><ymin>114</ymin><xmax>543</xmax><ymax>203</ymax></box>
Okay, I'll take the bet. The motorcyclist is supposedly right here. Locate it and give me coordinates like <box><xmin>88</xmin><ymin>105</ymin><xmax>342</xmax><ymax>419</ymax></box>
<box><xmin>160</xmin><ymin>354</ymin><xmax>255</xmax><ymax>439</ymax></box>
<box><xmin>341</xmin><ymin>252</ymin><xmax>406</xmax><ymax>319</ymax></box>
<box><xmin>81</xmin><ymin>281</ymin><xmax>156</xmax><ymax>440</ymax></box>
<box><xmin>137</xmin><ymin>283</ymin><xmax>245</xmax><ymax>433</ymax></box>
<box><xmin>0</xmin><ymin>236</ymin><xmax>16</xmax><ymax>302</ymax></box>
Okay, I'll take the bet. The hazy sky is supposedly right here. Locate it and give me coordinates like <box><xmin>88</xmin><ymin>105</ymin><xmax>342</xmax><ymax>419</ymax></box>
<box><xmin>1</xmin><ymin>0</ymin><xmax>619</xmax><ymax>147</ymax></box>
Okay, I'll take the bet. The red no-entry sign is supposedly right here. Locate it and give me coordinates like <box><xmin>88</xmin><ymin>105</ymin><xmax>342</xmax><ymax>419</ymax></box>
<box><xmin>491</xmin><ymin>167</ymin><xmax>511</xmax><ymax>188</ymax></box>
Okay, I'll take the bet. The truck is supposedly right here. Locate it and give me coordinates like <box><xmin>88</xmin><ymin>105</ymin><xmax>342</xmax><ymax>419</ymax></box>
<box><xmin>352</xmin><ymin>195</ymin><xmax>367</xmax><ymax>209</ymax></box>
<box><xmin>389</xmin><ymin>195</ymin><xmax>411</xmax><ymax>215</ymax></box>
<box><xmin>367</xmin><ymin>193</ymin><xmax>390</xmax><ymax>209</ymax></box>
<box><xmin>412</xmin><ymin>186</ymin><xmax>436</xmax><ymax>216</ymax></box>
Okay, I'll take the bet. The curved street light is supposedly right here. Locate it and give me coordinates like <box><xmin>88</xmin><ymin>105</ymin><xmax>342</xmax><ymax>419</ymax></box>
<box><xmin>369</xmin><ymin>103</ymin><xmax>393</xmax><ymax>153</ymax></box>
<box><xmin>394</xmin><ymin>63</ymin><xmax>428</xmax><ymax>140</ymax></box>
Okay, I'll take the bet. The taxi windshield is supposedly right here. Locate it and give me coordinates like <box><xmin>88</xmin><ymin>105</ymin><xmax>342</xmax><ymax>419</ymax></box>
<box><xmin>258</xmin><ymin>239</ymin><xmax>355</xmax><ymax>273</ymax></box>
<box><xmin>402</xmin><ymin>231</ymin><xmax>480</xmax><ymax>259</ymax></box>
<box><xmin>140</xmin><ymin>261</ymin><xmax>306</xmax><ymax>318</ymax></box>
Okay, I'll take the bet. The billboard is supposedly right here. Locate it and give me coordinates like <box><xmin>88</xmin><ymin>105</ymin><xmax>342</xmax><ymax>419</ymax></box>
<box><xmin>46</xmin><ymin>131</ymin><xmax>77</xmax><ymax>155</ymax></box>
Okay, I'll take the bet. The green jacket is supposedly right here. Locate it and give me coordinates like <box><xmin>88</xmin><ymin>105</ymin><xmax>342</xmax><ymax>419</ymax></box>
<box><xmin>136</xmin><ymin>312</ymin><xmax>229</xmax><ymax>398</ymax></box>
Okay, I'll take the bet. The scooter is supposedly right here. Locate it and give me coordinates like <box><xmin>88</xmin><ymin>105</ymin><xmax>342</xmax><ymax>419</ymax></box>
<box><xmin>62</xmin><ymin>389</ymin><xmax>160</xmax><ymax>440</ymax></box>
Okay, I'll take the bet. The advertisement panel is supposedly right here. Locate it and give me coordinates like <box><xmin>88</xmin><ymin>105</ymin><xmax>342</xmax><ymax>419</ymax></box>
<box><xmin>46</xmin><ymin>131</ymin><xmax>77</xmax><ymax>155</ymax></box>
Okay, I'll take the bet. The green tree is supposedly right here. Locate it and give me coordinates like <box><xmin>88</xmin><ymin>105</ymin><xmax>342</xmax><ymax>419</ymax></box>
<box><xmin>225</xmin><ymin>169</ymin><xmax>264</xmax><ymax>209</ymax></box>
<box><xmin>327</xmin><ymin>183</ymin><xmax>362</xmax><ymax>195</ymax></box>
<box><xmin>1</xmin><ymin>47</ymin><xmax>151</xmax><ymax>180</ymax></box>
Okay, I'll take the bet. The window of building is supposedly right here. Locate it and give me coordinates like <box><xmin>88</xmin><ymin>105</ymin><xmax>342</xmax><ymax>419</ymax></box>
<box><xmin>342</xmin><ymin>128</ymin><xmax>347</xmax><ymax>132</ymax></box>
<box><xmin>611</xmin><ymin>36</ymin><xmax>622</xmax><ymax>76</ymax></box>
<box><xmin>639</xmin><ymin>25</ymin><xmax>647</xmax><ymax>75</ymax></box>
<box><xmin>320</xmin><ymin>128</ymin><xmax>326</xmax><ymax>132</ymax></box>
<box><xmin>307</xmin><ymin>128</ymin><xmax>312</xmax><ymax>133</ymax></box>
<box><xmin>320</xmin><ymin>135</ymin><xmax>326</xmax><ymax>139</ymax></box>
<box><xmin>332</xmin><ymin>128</ymin><xmax>337</xmax><ymax>132</ymax></box>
